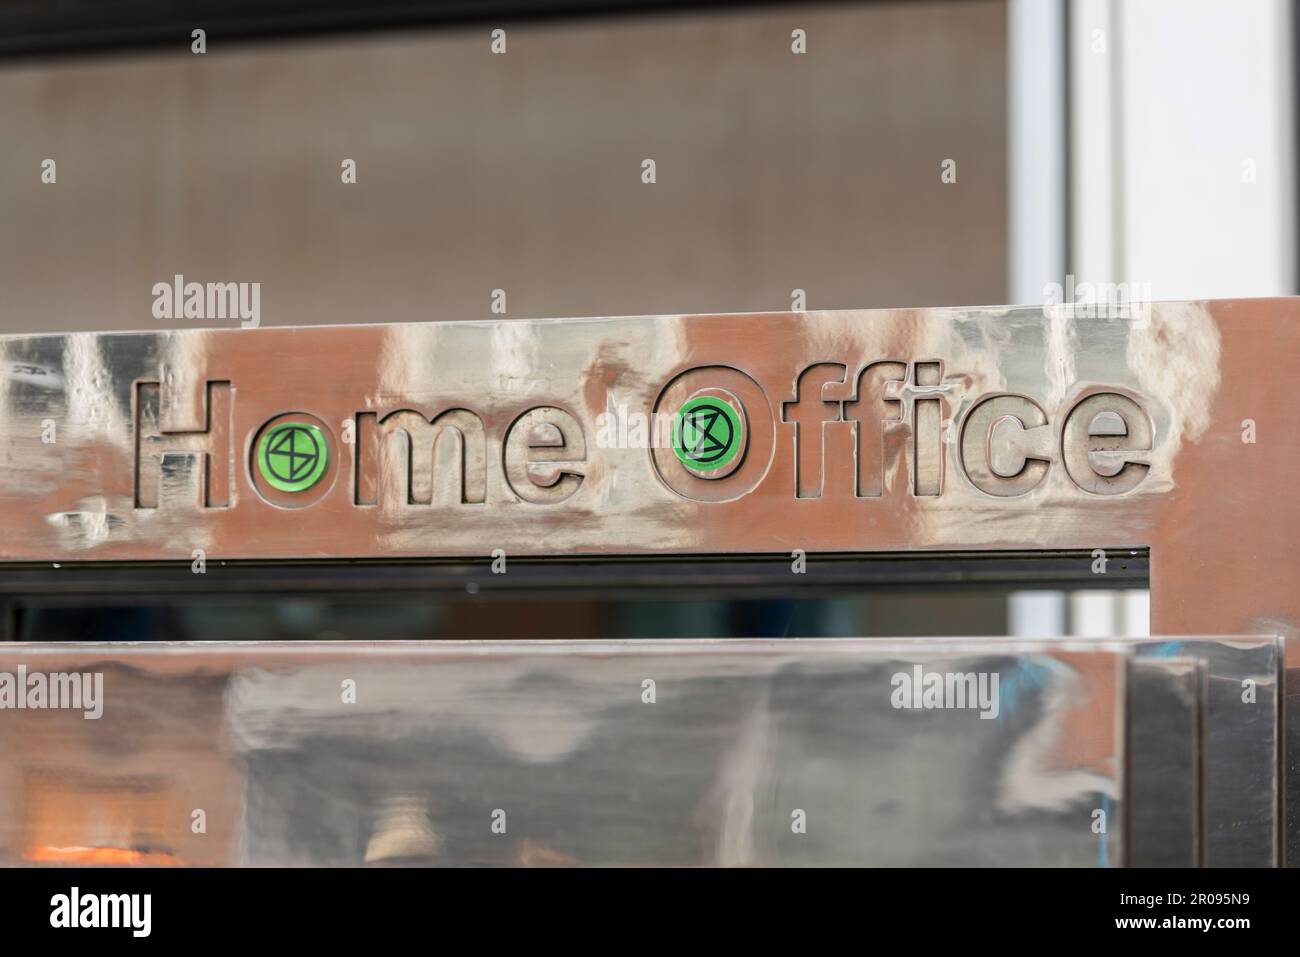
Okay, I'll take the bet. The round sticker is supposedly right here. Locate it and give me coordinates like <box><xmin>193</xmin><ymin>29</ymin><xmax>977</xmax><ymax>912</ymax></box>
<box><xmin>257</xmin><ymin>422</ymin><xmax>329</xmax><ymax>493</ymax></box>
<box><xmin>672</xmin><ymin>396</ymin><xmax>743</xmax><ymax>471</ymax></box>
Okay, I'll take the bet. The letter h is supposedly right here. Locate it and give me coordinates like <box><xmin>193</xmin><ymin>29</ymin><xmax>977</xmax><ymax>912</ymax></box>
<box><xmin>134</xmin><ymin>378</ymin><xmax>232</xmax><ymax>508</ymax></box>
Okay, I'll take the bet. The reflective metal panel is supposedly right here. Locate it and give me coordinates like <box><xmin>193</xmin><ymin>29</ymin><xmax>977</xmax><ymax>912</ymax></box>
<box><xmin>0</xmin><ymin>639</ymin><xmax>1128</xmax><ymax>867</ymax></box>
<box><xmin>1137</xmin><ymin>638</ymin><xmax>1280</xmax><ymax>866</ymax></box>
<box><xmin>0</xmin><ymin>300</ymin><xmax>1277</xmax><ymax>571</ymax></box>
<box><xmin>0</xmin><ymin>301</ymin><xmax>1294</xmax><ymax>650</ymax></box>
<box><xmin>1126</xmin><ymin>657</ymin><xmax>1205</xmax><ymax>867</ymax></box>
<box><xmin>1</xmin><ymin>298</ymin><xmax>1297</xmax><ymax>863</ymax></box>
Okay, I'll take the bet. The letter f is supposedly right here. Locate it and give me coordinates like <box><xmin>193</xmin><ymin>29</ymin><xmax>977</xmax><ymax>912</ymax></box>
<box><xmin>782</xmin><ymin>363</ymin><xmax>848</xmax><ymax>498</ymax></box>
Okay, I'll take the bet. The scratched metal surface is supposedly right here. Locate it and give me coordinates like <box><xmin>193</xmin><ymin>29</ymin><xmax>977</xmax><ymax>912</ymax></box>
<box><xmin>0</xmin><ymin>639</ymin><xmax>1133</xmax><ymax>867</ymax></box>
<box><xmin>1</xmin><ymin>304</ymin><xmax>1294</xmax><ymax>614</ymax></box>
<box><xmin>0</xmin><ymin>299</ymin><xmax>1295</xmax><ymax>862</ymax></box>
<box><xmin>0</xmin><ymin>301</ymin><xmax>1256</xmax><ymax>562</ymax></box>
<box><xmin>0</xmin><ymin>302</ymin><xmax>1292</xmax><ymax>644</ymax></box>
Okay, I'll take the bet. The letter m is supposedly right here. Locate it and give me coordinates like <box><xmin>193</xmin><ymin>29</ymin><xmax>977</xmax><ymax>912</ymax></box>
<box><xmin>101</xmin><ymin>895</ymin><xmax>130</xmax><ymax>928</ymax></box>
<box><xmin>355</xmin><ymin>409</ymin><xmax>486</xmax><ymax>506</ymax></box>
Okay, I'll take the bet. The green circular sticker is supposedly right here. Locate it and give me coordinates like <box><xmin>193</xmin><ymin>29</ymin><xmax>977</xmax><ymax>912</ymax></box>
<box><xmin>673</xmin><ymin>396</ymin><xmax>743</xmax><ymax>471</ymax></box>
<box><xmin>257</xmin><ymin>422</ymin><xmax>329</xmax><ymax>492</ymax></box>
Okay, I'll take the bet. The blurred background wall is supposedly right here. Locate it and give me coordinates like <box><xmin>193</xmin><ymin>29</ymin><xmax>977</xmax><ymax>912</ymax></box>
<box><xmin>0</xmin><ymin>1</ymin><xmax>1008</xmax><ymax>333</ymax></box>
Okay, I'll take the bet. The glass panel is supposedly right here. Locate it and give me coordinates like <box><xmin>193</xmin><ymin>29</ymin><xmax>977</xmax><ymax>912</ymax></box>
<box><xmin>17</xmin><ymin>587</ymin><xmax>1151</xmax><ymax>641</ymax></box>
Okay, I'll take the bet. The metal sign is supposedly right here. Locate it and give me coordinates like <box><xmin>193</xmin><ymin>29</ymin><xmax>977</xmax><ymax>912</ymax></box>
<box><xmin>0</xmin><ymin>304</ymin><xmax>1215</xmax><ymax>554</ymax></box>
<box><xmin>1</xmin><ymin>300</ymin><xmax>1294</xmax><ymax>642</ymax></box>
<box><xmin>0</xmin><ymin>299</ymin><xmax>1296</xmax><ymax>623</ymax></box>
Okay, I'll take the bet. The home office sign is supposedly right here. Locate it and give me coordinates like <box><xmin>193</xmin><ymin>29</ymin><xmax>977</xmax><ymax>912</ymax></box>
<box><xmin>129</xmin><ymin>322</ymin><xmax>1154</xmax><ymax>516</ymax></box>
<box><xmin>6</xmin><ymin>301</ymin><xmax>1299</xmax><ymax>868</ymax></box>
<box><xmin>173</xmin><ymin>366</ymin><xmax>1150</xmax><ymax>508</ymax></box>
<box><xmin>0</xmin><ymin>303</ymin><xmax>1224</xmax><ymax>561</ymax></box>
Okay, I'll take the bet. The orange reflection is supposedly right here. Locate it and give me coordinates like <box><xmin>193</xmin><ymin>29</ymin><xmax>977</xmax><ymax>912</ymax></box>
<box><xmin>25</xmin><ymin>846</ymin><xmax>180</xmax><ymax>866</ymax></box>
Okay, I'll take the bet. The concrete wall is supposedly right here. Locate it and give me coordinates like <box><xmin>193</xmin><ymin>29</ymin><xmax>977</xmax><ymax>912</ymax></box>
<box><xmin>0</xmin><ymin>1</ymin><xmax>1008</xmax><ymax>334</ymax></box>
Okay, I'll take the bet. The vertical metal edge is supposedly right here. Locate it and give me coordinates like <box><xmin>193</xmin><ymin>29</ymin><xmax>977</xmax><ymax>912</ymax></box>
<box><xmin>1138</xmin><ymin>638</ymin><xmax>1279</xmax><ymax>866</ymax></box>
<box><xmin>1126</xmin><ymin>656</ymin><xmax>1204</xmax><ymax>867</ymax></box>
<box><xmin>1284</xmin><ymin>637</ymin><xmax>1298</xmax><ymax>866</ymax></box>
